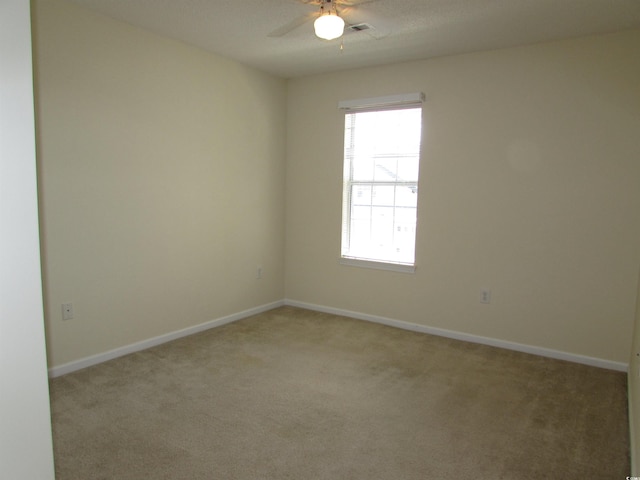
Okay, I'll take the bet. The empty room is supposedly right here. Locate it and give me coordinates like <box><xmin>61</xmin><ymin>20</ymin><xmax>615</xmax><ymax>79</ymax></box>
<box><xmin>2</xmin><ymin>0</ymin><xmax>640</xmax><ymax>478</ymax></box>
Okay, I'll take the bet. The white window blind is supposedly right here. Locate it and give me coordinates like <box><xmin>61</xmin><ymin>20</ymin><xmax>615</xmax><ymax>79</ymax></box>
<box><xmin>339</xmin><ymin>93</ymin><xmax>424</xmax><ymax>271</ymax></box>
<box><xmin>338</xmin><ymin>92</ymin><xmax>425</xmax><ymax>112</ymax></box>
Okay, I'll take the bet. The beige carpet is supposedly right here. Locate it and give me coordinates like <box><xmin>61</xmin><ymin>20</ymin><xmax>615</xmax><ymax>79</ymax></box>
<box><xmin>49</xmin><ymin>306</ymin><xmax>629</xmax><ymax>479</ymax></box>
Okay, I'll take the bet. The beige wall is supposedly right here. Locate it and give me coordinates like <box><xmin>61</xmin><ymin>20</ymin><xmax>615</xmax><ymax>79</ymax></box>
<box><xmin>33</xmin><ymin>0</ymin><xmax>286</xmax><ymax>368</ymax></box>
<box><xmin>33</xmin><ymin>0</ymin><xmax>640</xmax><ymax>369</ymax></box>
<box><xmin>286</xmin><ymin>30</ymin><xmax>640</xmax><ymax>364</ymax></box>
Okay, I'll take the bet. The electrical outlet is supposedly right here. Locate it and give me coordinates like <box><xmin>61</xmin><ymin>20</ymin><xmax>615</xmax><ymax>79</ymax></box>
<box><xmin>480</xmin><ymin>289</ymin><xmax>491</xmax><ymax>304</ymax></box>
<box><xmin>256</xmin><ymin>265</ymin><xmax>263</xmax><ymax>280</ymax></box>
<box><xmin>62</xmin><ymin>303</ymin><xmax>74</xmax><ymax>320</ymax></box>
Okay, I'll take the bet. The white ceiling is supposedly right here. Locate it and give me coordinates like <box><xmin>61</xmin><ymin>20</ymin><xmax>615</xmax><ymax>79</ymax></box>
<box><xmin>66</xmin><ymin>0</ymin><xmax>640</xmax><ymax>78</ymax></box>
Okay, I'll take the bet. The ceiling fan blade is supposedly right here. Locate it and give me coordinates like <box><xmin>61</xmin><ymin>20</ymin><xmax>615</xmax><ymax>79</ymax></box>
<box><xmin>337</xmin><ymin>0</ymin><xmax>379</xmax><ymax>7</ymax></box>
<box><xmin>267</xmin><ymin>11</ymin><xmax>318</xmax><ymax>37</ymax></box>
<box><xmin>298</xmin><ymin>0</ymin><xmax>377</xmax><ymax>5</ymax></box>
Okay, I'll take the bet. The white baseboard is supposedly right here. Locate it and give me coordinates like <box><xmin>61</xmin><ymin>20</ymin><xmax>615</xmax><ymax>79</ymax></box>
<box><xmin>284</xmin><ymin>299</ymin><xmax>628</xmax><ymax>372</ymax></box>
<box><xmin>48</xmin><ymin>300</ymin><xmax>285</xmax><ymax>378</ymax></box>
<box><xmin>49</xmin><ymin>298</ymin><xmax>628</xmax><ymax>377</ymax></box>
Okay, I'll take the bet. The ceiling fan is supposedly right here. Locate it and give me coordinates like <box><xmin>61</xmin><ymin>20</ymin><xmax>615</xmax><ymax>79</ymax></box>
<box><xmin>268</xmin><ymin>0</ymin><xmax>377</xmax><ymax>41</ymax></box>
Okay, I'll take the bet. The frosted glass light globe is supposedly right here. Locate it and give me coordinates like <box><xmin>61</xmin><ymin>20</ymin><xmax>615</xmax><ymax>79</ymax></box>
<box><xmin>314</xmin><ymin>13</ymin><xmax>345</xmax><ymax>40</ymax></box>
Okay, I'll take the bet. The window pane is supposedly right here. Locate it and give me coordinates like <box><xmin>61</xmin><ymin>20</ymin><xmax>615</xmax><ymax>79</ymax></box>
<box><xmin>350</xmin><ymin>217</ymin><xmax>371</xmax><ymax>250</ymax></box>
<box><xmin>372</xmin><ymin>185</ymin><xmax>395</xmax><ymax>206</ymax></box>
<box><xmin>397</xmin><ymin>156</ymin><xmax>420</xmax><ymax>182</ymax></box>
<box><xmin>351</xmin><ymin>205</ymin><xmax>371</xmax><ymax>221</ymax></box>
<box><xmin>371</xmin><ymin>206</ymin><xmax>394</xmax><ymax>247</ymax></box>
<box><xmin>395</xmin><ymin>185</ymin><xmax>418</xmax><ymax>207</ymax></box>
<box><xmin>352</xmin><ymin>185</ymin><xmax>372</xmax><ymax>206</ymax></box>
<box><xmin>394</xmin><ymin>206</ymin><xmax>417</xmax><ymax>261</ymax></box>
<box><xmin>349</xmin><ymin>204</ymin><xmax>371</xmax><ymax>254</ymax></box>
<box><xmin>373</xmin><ymin>157</ymin><xmax>398</xmax><ymax>182</ymax></box>
<box><xmin>341</xmin><ymin>105</ymin><xmax>422</xmax><ymax>266</ymax></box>
<box><xmin>394</xmin><ymin>204</ymin><xmax>417</xmax><ymax>223</ymax></box>
<box><xmin>352</xmin><ymin>156</ymin><xmax>374</xmax><ymax>181</ymax></box>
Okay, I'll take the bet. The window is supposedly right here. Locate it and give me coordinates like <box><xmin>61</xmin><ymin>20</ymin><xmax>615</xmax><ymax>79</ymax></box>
<box><xmin>339</xmin><ymin>94</ymin><xmax>423</xmax><ymax>272</ymax></box>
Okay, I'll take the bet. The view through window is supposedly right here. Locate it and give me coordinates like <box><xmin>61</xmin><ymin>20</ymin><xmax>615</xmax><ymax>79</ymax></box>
<box><xmin>341</xmin><ymin>105</ymin><xmax>423</xmax><ymax>268</ymax></box>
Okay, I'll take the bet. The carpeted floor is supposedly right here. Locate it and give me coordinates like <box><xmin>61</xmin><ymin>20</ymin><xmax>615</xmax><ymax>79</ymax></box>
<box><xmin>49</xmin><ymin>306</ymin><xmax>629</xmax><ymax>479</ymax></box>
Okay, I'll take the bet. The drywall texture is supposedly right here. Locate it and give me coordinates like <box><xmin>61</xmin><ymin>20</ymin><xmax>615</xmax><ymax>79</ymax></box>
<box><xmin>286</xmin><ymin>30</ymin><xmax>640</xmax><ymax>364</ymax></box>
<box><xmin>33</xmin><ymin>0</ymin><xmax>286</xmax><ymax>368</ymax></box>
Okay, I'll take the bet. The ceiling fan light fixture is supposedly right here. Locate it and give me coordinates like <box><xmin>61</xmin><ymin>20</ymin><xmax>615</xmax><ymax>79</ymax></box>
<box><xmin>314</xmin><ymin>10</ymin><xmax>345</xmax><ymax>40</ymax></box>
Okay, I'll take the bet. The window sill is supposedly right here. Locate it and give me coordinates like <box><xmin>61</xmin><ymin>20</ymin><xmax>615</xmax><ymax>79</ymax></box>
<box><xmin>339</xmin><ymin>257</ymin><xmax>416</xmax><ymax>274</ymax></box>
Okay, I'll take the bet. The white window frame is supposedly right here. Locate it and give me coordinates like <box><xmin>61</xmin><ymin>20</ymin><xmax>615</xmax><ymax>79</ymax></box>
<box><xmin>338</xmin><ymin>93</ymin><xmax>424</xmax><ymax>274</ymax></box>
